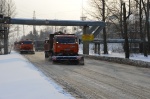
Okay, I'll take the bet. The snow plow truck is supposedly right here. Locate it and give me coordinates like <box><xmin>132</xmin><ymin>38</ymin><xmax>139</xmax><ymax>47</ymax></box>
<box><xmin>44</xmin><ymin>31</ymin><xmax>84</xmax><ymax>65</ymax></box>
<box><xmin>19</xmin><ymin>40</ymin><xmax>35</xmax><ymax>54</ymax></box>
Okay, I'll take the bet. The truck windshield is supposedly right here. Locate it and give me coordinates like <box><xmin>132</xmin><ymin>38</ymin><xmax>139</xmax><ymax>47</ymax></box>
<box><xmin>21</xmin><ymin>41</ymin><xmax>33</xmax><ymax>44</ymax></box>
<box><xmin>56</xmin><ymin>37</ymin><xmax>76</xmax><ymax>44</ymax></box>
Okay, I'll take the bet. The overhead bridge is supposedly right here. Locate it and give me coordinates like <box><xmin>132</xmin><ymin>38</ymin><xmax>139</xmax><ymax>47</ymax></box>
<box><xmin>10</xmin><ymin>18</ymin><xmax>105</xmax><ymax>37</ymax></box>
<box><xmin>1</xmin><ymin>17</ymin><xmax>106</xmax><ymax>55</ymax></box>
<box><xmin>10</xmin><ymin>18</ymin><xmax>105</xmax><ymax>27</ymax></box>
<box><xmin>10</xmin><ymin>18</ymin><xmax>106</xmax><ymax>55</ymax></box>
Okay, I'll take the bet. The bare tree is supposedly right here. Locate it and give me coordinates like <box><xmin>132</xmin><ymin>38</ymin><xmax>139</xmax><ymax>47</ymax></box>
<box><xmin>88</xmin><ymin>0</ymin><xmax>108</xmax><ymax>54</ymax></box>
<box><xmin>6</xmin><ymin>0</ymin><xmax>16</xmax><ymax>17</ymax></box>
<box><xmin>87</xmin><ymin>0</ymin><xmax>143</xmax><ymax>58</ymax></box>
<box><xmin>0</xmin><ymin>0</ymin><xmax>16</xmax><ymax>17</ymax></box>
<box><xmin>0</xmin><ymin>0</ymin><xmax>16</xmax><ymax>34</ymax></box>
<box><xmin>134</xmin><ymin>0</ymin><xmax>149</xmax><ymax>56</ymax></box>
<box><xmin>0</xmin><ymin>0</ymin><xmax>16</xmax><ymax>54</ymax></box>
<box><xmin>123</xmin><ymin>2</ymin><xmax>130</xmax><ymax>58</ymax></box>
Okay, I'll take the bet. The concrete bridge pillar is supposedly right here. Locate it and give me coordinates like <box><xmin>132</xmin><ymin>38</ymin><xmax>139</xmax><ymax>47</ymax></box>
<box><xmin>98</xmin><ymin>43</ymin><xmax>100</xmax><ymax>55</ymax></box>
<box><xmin>83</xmin><ymin>26</ymin><xmax>89</xmax><ymax>55</ymax></box>
<box><xmin>4</xmin><ymin>27</ymin><xmax>8</xmax><ymax>54</ymax></box>
<box><xmin>94</xmin><ymin>43</ymin><xmax>97</xmax><ymax>54</ymax></box>
<box><xmin>94</xmin><ymin>43</ymin><xmax>100</xmax><ymax>54</ymax></box>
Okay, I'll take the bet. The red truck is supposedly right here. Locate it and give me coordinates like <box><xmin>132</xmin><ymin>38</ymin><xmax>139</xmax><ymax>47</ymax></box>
<box><xmin>19</xmin><ymin>40</ymin><xmax>35</xmax><ymax>54</ymax></box>
<box><xmin>44</xmin><ymin>31</ymin><xmax>84</xmax><ymax>65</ymax></box>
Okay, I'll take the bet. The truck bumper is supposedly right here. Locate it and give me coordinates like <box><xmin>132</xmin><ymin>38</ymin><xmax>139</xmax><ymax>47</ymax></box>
<box><xmin>52</xmin><ymin>56</ymin><xmax>83</xmax><ymax>61</ymax></box>
<box><xmin>20</xmin><ymin>50</ymin><xmax>35</xmax><ymax>54</ymax></box>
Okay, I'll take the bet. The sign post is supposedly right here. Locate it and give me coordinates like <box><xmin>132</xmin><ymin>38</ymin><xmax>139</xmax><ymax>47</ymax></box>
<box><xmin>82</xmin><ymin>34</ymin><xmax>94</xmax><ymax>41</ymax></box>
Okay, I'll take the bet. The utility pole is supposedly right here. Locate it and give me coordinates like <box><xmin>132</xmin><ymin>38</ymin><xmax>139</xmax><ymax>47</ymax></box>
<box><xmin>120</xmin><ymin>0</ymin><xmax>124</xmax><ymax>41</ymax></box>
<box><xmin>33</xmin><ymin>11</ymin><xmax>36</xmax><ymax>41</ymax></box>
<box><xmin>3</xmin><ymin>17</ymin><xmax>10</xmax><ymax>54</ymax></box>
<box><xmin>139</xmin><ymin>0</ymin><xmax>143</xmax><ymax>53</ymax></box>
<box><xmin>80</xmin><ymin>0</ymin><xmax>86</xmax><ymax>21</ymax></box>
<box><xmin>102</xmin><ymin>0</ymin><xmax>108</xmax><ymax>54</ymax></box>
<box><xmin>17</xmin><ymin>25</ymin><xmax>20</xmax><ymax>40</ymax></box>
<box><xmin>123</xmin><ymin>3</ymin><xmax>130</xmax><ymax>58</ymax></box>
<box><xmin>147</xmin><ymin>0</ymin><xmax>150</xmax><ymax>52</ymax></box>
<box><xmin>23</xmin><ymin>25</ymin><xmax>25</xmax><ymax>36</ymax></box>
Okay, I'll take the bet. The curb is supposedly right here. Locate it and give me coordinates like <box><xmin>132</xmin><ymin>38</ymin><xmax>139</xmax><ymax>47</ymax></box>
<box><xmin>83</xmin><ymin>55</ymin><xmax>150</xmax><ymax>68</ymax></box>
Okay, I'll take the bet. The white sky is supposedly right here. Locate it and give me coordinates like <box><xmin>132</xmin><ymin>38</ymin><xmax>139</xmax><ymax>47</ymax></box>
<box><xmin>11</xmin><ymin>0</ymin><xmax>89</xmax><ymax>41</ymax></box>
<box><xmin>14</xmin><ymin>0</ymin><xmax>88</xmax><ymax>20</ymax></box>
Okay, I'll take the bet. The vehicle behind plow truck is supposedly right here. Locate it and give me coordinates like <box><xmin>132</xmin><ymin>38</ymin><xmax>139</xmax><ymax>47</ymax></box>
<box><xmin>44</xmin><ymin>31</ymin><xmax>84</xmax><ymax>65</ymax></box>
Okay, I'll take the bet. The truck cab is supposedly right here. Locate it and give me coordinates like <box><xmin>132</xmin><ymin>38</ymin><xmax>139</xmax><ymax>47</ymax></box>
<box><xmin>20</xmin><ymin>40</ymin><xmax>35</xmax><ymax>54</ymax></box>
<box><xmin>53</xmin><ymin>35</ymin><xmax>78</xmax><ymax>56</ymax></box>
<box><xmin>44</xmin><ymin>31</ymin><xmax>84</xmax><ymax>65</ymax></box>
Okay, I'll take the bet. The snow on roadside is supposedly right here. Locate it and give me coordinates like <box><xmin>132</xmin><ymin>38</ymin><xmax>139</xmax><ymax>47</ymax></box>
<box><xmin>79</xmin><ymin>43</ymin><xmax>150</xmax><ymax>63</ymax></box>
<box><xmin>0</xmin><ymin>51</ymin><xmax>74</xmax><ymax>99</ymax></box>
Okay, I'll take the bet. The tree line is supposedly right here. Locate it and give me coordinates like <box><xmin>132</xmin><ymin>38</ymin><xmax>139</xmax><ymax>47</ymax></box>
<box><xmin>20</xmin><ymin>27</ymin><xmax>53</xmax><ymax>41</ymax></box>
<box><xmin>86</xmin><ymin>0</ymin><xmax>149</xmax><ymax>58</ymax></box>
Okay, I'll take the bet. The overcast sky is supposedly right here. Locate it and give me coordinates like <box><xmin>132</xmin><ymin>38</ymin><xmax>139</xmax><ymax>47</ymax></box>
<box><xmin>14</xmin><ymin>0</ymin><xmax>88</xmax><ymax>20</ymax></box>
<box><xmin>11</xmin><ymin>0</ymin><xmax>89</xmax><ymax>42</ymax></box>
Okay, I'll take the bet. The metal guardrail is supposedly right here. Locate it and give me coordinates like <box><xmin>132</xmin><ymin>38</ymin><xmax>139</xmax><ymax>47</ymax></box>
<box><xmin>92</xmin><ymin>39</ymin><xmax>143</xmax><ymax>43</ymax></box>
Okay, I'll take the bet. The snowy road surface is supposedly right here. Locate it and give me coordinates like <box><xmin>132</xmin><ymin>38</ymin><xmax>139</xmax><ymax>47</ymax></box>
<box><xmin>0</xmin><ymin>51</ymin><xmax>74</xmax><ymax>99</ymax></box>
<box><xmin>24</xmin><ymin>52</ymin><xmax>150</xmax><ymax>99</ymax></box>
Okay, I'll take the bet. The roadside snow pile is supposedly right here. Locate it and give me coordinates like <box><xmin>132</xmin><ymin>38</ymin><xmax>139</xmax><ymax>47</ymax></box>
<box><xmin>79</xmin><ymin>43</ymin><xmax>150</xmax><ymax>68</ymax></box>
<box><xmin>84</xmin><ymin>55</ymin><xmax>150</xmax><ymax>68</ymax></box>
<box><xmin>0</xmin><ymin>51</ymin><xmax>75</xmax><ymax>99</ymax></box>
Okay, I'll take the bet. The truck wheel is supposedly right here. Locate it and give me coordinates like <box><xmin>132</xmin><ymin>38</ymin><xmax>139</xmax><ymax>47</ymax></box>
<box><xmin>79</xmin><ymin>57</ymin><xmax>84</xmax><ymax>65</ymax></box>
<box><xmin>52</xmin><ymin>60</ymin><xmax>57</xmax><ymax>64</ymax></box>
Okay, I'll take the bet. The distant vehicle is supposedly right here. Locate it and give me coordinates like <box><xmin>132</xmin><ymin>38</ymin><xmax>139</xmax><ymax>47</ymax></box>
<box><xmin>19</xmin><ymin>40</ymin><xmax>35</xmax><ymax>54</ymax></box>
<box><xmin>14</xmin><ymin>41</ymin><xmax>20</xmax><ymax>51</ymax></box>
<box><xmin>44</xmin><ymin>31</ymin><xmax>84</xmax><ymax>65</ymax></box>
<box><xmin>44</xmin><ymin>39</ymin><xmax>50</xmax><ymax>57</ymax></box>
<box><xmin>34</xmin><ymin>40</ymin><xmax>44</xmax><ymax>51</ymax></box>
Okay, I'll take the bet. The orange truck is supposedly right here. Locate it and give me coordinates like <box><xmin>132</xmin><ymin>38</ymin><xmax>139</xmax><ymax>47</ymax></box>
<box><xmin>19</xmin><ymin>40</ymin><xmax>35</xmax><ymax>54</ymax></box>
<box><xmin>44</xmin><ymin>31</ymin><xmax>84</xmax><ymax>65</ymax></box>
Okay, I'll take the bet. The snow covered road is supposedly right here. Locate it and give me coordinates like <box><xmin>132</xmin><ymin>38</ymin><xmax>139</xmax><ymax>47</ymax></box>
<box><xmin>24</xmin><ymin>51</ymin><xmax>150</xmax><ymax>99</ymax></box>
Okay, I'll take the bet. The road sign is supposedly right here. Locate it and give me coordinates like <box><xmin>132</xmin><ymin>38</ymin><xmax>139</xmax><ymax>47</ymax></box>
<box><xmin>82</xmin><ymin>34</ymin><xmax>94</xmax><ymax>41</ymax></box>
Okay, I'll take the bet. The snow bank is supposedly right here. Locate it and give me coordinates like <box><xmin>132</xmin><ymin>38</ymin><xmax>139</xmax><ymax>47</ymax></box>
<box><xmin>0</xmin><ymin>51</ymin><xmax>74</xmax><ymax>99</ymax></box>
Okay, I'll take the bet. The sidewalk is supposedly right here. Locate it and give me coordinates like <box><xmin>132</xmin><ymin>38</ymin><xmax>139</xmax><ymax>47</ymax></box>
<box><xmin>0</xmin><ymin>51</ymin><xmax>74</xmax><ymax>99</ymax></box>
